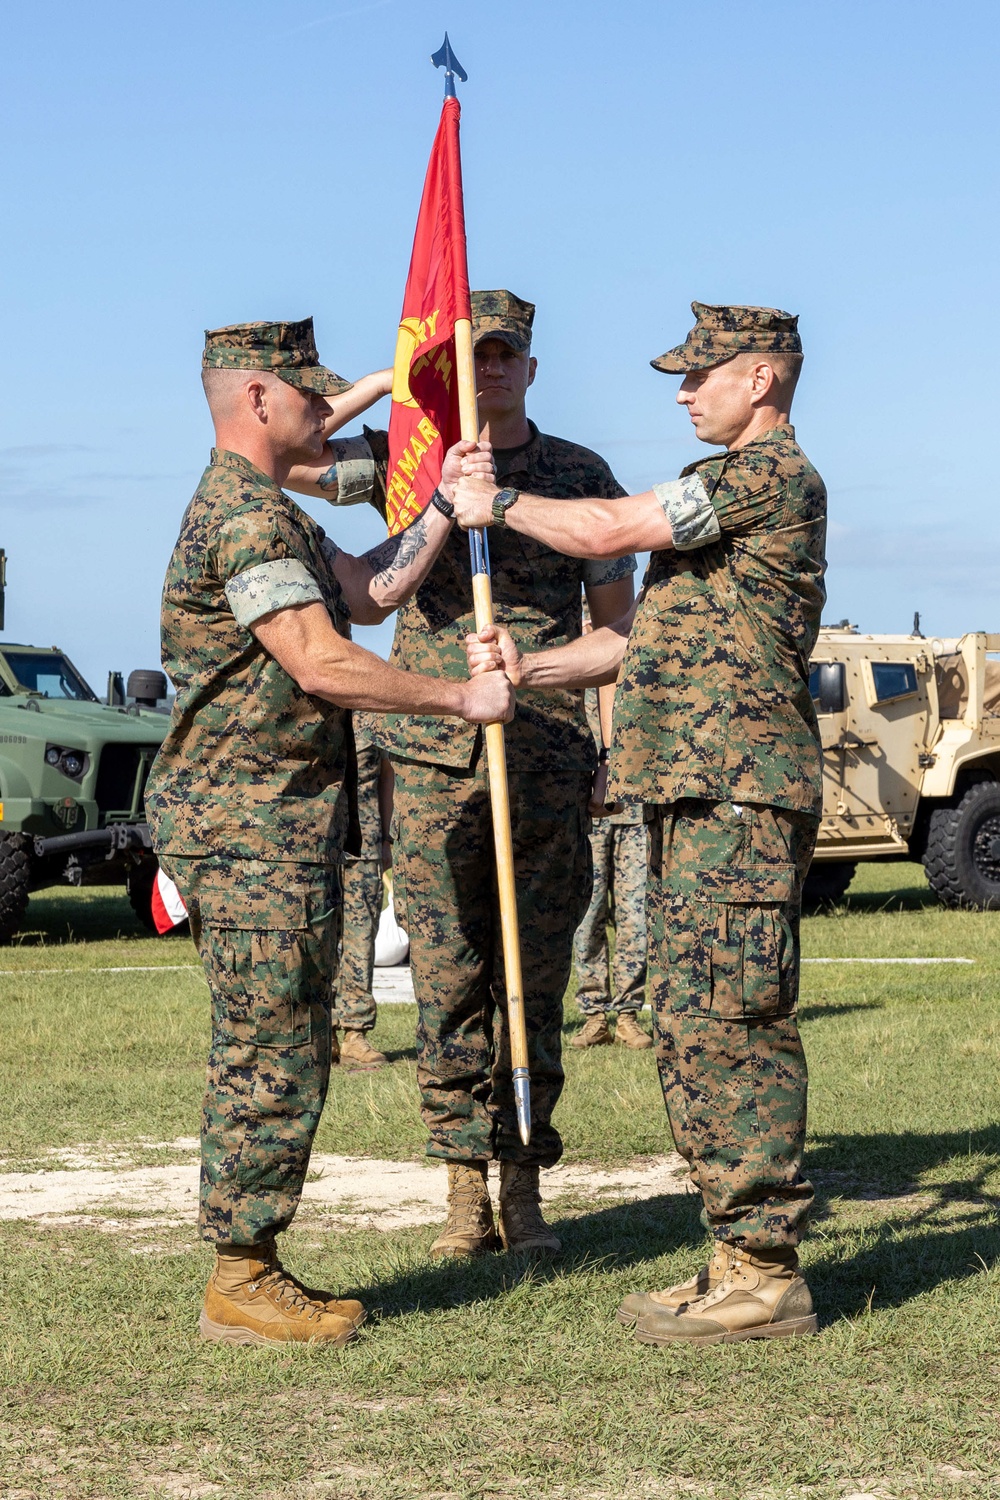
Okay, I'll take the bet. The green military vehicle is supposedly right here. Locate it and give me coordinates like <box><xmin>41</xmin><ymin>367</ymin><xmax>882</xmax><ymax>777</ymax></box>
<box><xmin>806</xmin><ymin>623</ymin><xmax>1000</xmax><ymax>908</ymax></box>
<box><xmin>0</xmin><ymin>550</ymin><xmax>171</xmax><ymax>941</ymax></box>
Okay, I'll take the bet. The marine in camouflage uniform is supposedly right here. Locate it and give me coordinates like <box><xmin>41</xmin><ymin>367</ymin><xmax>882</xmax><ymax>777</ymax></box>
<box><xmin>571</xmin><ymin>688</ymin><xmax>650</xmax><ymax>1047</ymax></box>
<box><xmin>454</xmin><ymin>302</ymin><xmax>826</xmax><ymax>1338</ymax></box>
<box><xmin>147</xmin><ymin>318</ymin><xmax>509</xmax><ymax>1343</ymax></box>
<box><xmin>330</xmin><ymin>733</ymin><xmax>388</xmax><ymax>1068</ymax></box>
<box><xmin>373</xmin><ymin>291</ymin><xmax>636</xmax><ymax>1253</ymax></box>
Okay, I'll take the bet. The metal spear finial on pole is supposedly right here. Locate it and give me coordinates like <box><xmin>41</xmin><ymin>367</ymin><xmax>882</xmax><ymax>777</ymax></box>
<box><xmin>431</xmin><ymin>32</ymin><xmax>468</xmax><ymax>97</ymax></box>
<box><xmin>431</xmin><ymin>35</ymin><xmax>531</xmax><ymax>1147</ymax></box>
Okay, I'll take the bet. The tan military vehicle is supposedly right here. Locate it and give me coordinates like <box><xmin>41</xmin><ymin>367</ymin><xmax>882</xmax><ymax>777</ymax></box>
<box><xmin>806</xmin><ymin>625</ymin><xmax>1000</xmax><ymax>907</ymax></box>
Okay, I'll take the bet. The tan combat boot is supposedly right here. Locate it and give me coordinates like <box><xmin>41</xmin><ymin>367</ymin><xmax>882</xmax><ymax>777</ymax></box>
<box><xmin>199</xmin><ymin>1242</ymin><xmax>361</xmax><ymax>1346</ymax></box>
<box><xmin>429</xmin><ymin>1162</ymin><xmax>498</xmax><ymax>1258</ymax></box>
<box><xmin>340</xmin><ymin>1029</ymin><xmax>387</xmax><ymax>1068</ymax></box>
<box><xmin>635</xmin><ymin>1246</ymin><xmax>817</xmax><ymax>1346</ymax></box>
<box><xmin>498</xmin><ymin>1162</ymin><xmax>561</xmax><ymax>1255</ymax></box>
<box><xmin>617</xmin><ymin>1241</ymin><xmax>733</xmax><ymax>1326</ymax></box>
<box><xmin>571</xmin><ymin>1015</ymin><xmax>613</xmax><ymax>1048</ymax></box>
<box><xmin>614</xmin><ymin>1012</ymin><xmax>653</xmax><ymax>1050</ymax></box>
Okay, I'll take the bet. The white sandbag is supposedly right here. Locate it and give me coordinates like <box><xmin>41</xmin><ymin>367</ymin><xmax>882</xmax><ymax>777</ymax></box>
<box><xmin>374</xmin><ymin>891</ymin><xmax>409</xmax><ymax>967</ymax></box>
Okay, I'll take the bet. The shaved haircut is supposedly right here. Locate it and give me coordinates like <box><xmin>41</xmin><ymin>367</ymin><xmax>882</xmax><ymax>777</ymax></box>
<box><xmin>202</xmin><ymin>366</ymin><xmax>280</xmax><ymax>420</ymax></box>
<box><xmin>731</xmin><ymin>349</ymin><xmax>803</xmax><ymax>399</ymax></box>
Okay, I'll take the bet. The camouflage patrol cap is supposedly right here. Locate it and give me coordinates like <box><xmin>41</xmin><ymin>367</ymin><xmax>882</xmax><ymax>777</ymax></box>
<box><xmin>202</xmin><ymin>317</ymin><xmax>353</xmax><ymax>395</ymax></box>
<box><xmin>471</xmin><ymin>290</ymin><xmax>535</xmax><ymax>352</ymax></box>
<box><xmin>651</xmin><ymin>301</ymin><xmax>801</xmax><ymax>373</ymax></box>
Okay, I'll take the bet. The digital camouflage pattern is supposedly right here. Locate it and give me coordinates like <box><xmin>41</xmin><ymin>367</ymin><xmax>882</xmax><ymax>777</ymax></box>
<box><xmin>202</xmin><ymin>317</ymin><xmax>352</xmax><ymax>394</ymax></box>
<box><xmin>376</xmin><ymin>421</ymin><xmax>635</xmax><ymax>771</ymax></box>
<box><xmin>331</xmin><ymin>739</ymin><xmax>384</xmax><ymax>1033</ymax></box>
<box><xmin>645</xmin><ymin>800</ymin><xmax>817</xmax><ymax>1248</ymax></box>
<box><xmin>375</xmin><ymin>418</ymin><xmax>632</xmax><ymax>1172</ymax></box>
<box><xmin>609</xmin><ymin>425</ymin><xmax>827</xmax><ymax>814</ymax></box>
<box><xmin>145</xmin><ymin>449</ymin><xmax>353</xmax><ymax>864</ymax></box>
<box><xmin>471</xmin><ymin>289</ymin><xmax>535</xmax><ymax>351</ymax></box>
<box><xmin>161</xmin><ymin>855</ymin><xmax>340</xmax><ymax>1246</ymax></box>
<box><xmin>651</xmin><ymin>302</ymin><xmax>802</xmax><ymax>374</ymax></box>
<box><xmin>391</xmin><ymin>760</ymin><xmax>593</xmax><ymax>1168</ymax></box>
<box><xmin>573</xmin><ymin>820</ymin><xmax>648</xmax><ymax>1016</ymax></box>
<box><xmin>574</xmin><ymin>689</ymin><xmax>647</xmax><ymax>1016</ymax></box>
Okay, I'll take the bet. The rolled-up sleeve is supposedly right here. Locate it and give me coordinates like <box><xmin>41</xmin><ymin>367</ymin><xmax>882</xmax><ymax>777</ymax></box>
<box><xmin>224</xmin><ymin>559</ymin><xmax>324</xmax><ymax>628</ymax></box>
<box><xmin>323</xmin><ymin>436</ymin><xmax>376</xmax><ymax>506</ymax></box>
<box><xmin>582</xmin><ymin>553</ymin><xmax>638</xmax><ymax>587</ymax></box>
<box><xmin>652</xmin><ymin>473</ymin><xmax>720</xmax><ymax>551</ymax></box>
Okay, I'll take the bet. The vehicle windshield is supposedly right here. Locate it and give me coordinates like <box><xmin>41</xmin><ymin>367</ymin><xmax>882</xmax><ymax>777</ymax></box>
<box><xmin>1</xmin><ymin>651</ymin><xmax>96</xmax><ymax>701</ymax></box>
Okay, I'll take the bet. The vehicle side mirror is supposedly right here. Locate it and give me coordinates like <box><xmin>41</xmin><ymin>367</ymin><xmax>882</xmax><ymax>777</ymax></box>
<box><xmin>812</xmin><ymin>662</ymin><xmax>846</xmax><ymax>715</ymax></box>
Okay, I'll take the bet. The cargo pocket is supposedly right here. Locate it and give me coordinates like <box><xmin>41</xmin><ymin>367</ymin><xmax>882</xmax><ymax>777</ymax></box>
<box><xmin>197</xmin><ymin>878</ymin><xmax>336</xmax><ymax>1051</ymax></box>
<box><xmin>709</xmin><ymin>902</ymin><xmax>797</xmax><ymax>1020</ymax></box>
<box><xmin>704</xmin><ymin>864</ymin><xmax>797</xmax><ymax>1021</ymax></box>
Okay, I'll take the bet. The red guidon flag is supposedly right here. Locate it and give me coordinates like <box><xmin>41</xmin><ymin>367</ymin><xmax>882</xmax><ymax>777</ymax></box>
<box><xmin>386</xmin><ymin>95</ymin><xmax>471</xmax><ymax>535</ymax></box>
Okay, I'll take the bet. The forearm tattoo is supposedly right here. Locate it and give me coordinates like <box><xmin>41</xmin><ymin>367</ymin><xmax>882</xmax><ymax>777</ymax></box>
<box><xmin>363</xmin><ymin>512</ymin><xmax>431</xmax><ymax>590</ymax></box>
<box><xmin>316</xmin><ymin>464</ymin><xmax>339</xmax><ymax>495</ymax></box>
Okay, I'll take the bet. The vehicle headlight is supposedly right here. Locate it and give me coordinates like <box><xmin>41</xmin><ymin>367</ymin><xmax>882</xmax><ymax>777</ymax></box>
<box><xmin>44</xmin><ymin>744</ymin><xmax>88</xmax><ymax>782</ymax></box>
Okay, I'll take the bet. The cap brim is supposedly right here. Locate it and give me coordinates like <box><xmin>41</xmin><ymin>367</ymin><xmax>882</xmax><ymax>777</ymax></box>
<box><xmin>473</xmin><ymin>328</ymin><xmax>529</xmax><ymax>353</ymax></box>
<box><xmin>650</xmin><ymin>346</ymin><xmax>726</xmax><ymax>374</ymax></box>
<box><xmin>277</xmin><ymin>366</ymin><xmax>354</xmax><ymax>395</ymax></box>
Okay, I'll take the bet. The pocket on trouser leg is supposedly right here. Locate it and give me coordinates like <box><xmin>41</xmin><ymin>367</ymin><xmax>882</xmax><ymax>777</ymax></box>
<box><xmin>708</xmin><ymin>904</ymin><xmax>797</xmax><ymax>1021</ymax></box>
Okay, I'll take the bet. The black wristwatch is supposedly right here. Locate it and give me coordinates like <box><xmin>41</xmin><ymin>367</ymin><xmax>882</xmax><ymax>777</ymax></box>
<box><xmin>491</xmin><ymin>487</ymin><xmax>520</xmax><ymax>526</ymax></box>
<box><xmin>431</xmin><ymin>488</ymin><xmax>455</xmax><ymax>519</ymax></box>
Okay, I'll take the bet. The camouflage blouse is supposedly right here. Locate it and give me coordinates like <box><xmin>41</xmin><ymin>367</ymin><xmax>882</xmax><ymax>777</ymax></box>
<box><xmin>608</xmin><ymin>426</ymin><xmax>827</xmax><ymax>814</ymax></box>
<box><xmin>146</xmin><ymin>449</ymin><xmax>352</xmax><ymax>864</ymax></box>
<box><xmin>375</xmin><ymin>422</ymin><xmax>636</xmax><ymax>771</ymax></box>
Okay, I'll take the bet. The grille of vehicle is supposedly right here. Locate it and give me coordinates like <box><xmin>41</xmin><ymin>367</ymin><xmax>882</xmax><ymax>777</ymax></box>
<box><xmin>95</xmin><ymin>744</ymin><xmax>159</xmax><ymax>819</ymax></box>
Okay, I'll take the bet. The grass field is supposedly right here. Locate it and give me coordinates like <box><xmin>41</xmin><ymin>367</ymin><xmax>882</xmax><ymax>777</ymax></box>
<box><xmin>2</xmin><ymin>865</ymin><xmax>999</xmax><ymax>1500</ymax></box>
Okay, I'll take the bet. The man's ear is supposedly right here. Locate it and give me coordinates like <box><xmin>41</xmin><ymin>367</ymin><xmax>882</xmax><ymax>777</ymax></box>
<box><xmin>527</xmin><ymin>355</ymin><xmax>538</xmax><ymax>388</ymax></box>
<box><xmin>245</xmin><ymin>378</ymin><xmax>268</xmax><ymax>422</ymax></box>
<box><xmin>749</xmin><ymin>361</ymin><xmax>776</xmax><ymax>405</ymax></box>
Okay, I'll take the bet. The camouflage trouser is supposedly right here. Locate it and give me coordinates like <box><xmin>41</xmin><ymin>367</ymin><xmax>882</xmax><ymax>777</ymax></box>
<box><xmin>646</xmin><ymin>801</ymin><xmax>817</xmax><ymax>1250</ymax></box>
<box><xmin>573</xmin><ymin>820</ymin><xmax>648</xmax><ymax>1015</ymax></box>
<box><xmin>391</xmin><ymin>758</ymin><xmax>593</xmax><ymax>1168</ymax></box>
<box><xmin>164</xmin><ymin>856</ymin><xmax>339</xmax><ymax>1247</ymax></box>
<box><xmin>331</xmin><ymin>857</ymin><xmax>381</xmax><ymax>1032</ymax></box>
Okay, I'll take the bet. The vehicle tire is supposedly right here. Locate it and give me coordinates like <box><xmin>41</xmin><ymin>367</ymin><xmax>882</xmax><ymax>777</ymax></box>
<box><xmin>0</xmin><ymin>832</ymin><xmax>32</xmax><ymax>943</ymax></box>
<box><xmin>923</xmin><ymin>780</ymin><xmax>1000</xmax><ymax>909</ymax></box>
<box><xmin>802</xmin><ymin>860</ymin><xmax>857</xmax><ymax>908</ymax></box>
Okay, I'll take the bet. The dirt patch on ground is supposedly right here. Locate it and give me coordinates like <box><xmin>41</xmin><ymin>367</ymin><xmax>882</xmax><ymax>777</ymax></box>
<box><xmin>0</xmin><ymin>1142</ymin><xmax>693</xmax><ymax>1233</ymax></box>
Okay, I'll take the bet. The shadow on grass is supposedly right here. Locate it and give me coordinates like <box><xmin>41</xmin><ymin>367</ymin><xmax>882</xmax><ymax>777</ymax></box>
<box><xmin>815</xmin><ymin>1214</ymin><xmax>1000</xmax><ymax>1322</ymax></box>
<box><xmin>12</xmin><ymin>889</ymin><xmax>153</xmax><ymax>947</ymax></box>
<box><xmin>367</xmin><ymin>1191</ymin><xmax>705</xmax><ymax>1320</ymax></box>
<box><xmin>808</xmin><ymin>1124</ymin><xmax>1000</xmax><ymax>1187</ymax></box>
<box><xmin>808</xmin><ymin>884</ymin><xmax>939</xmax><ymax>916</ymax></box>
<box><xmin>806</xmin><ymin>1124</ymin><xmax>1000</xmax><ymax>1320</ymax></box>
<box><xmin>799</xmin><ymin>999</ymin><xmax>884</xmax><ymax>1023</ymax></box>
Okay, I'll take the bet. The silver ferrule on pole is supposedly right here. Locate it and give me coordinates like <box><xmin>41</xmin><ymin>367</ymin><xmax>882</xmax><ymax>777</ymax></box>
<box><xmin>513</xmin><ymin>1068</ymin><xmax>531</xmax><ymax>1147</ymax></box>
<box><xmin>469</xmin><ymin>527</ymin><xmax>490</xmax><ymax>577</ymax></box>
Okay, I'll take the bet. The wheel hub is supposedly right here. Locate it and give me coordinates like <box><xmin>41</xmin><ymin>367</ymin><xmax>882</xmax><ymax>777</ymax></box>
<box><xmin>972</xmin><ymin>815</ymin><xmax>1000</xmax><ymax>884</ymax></box>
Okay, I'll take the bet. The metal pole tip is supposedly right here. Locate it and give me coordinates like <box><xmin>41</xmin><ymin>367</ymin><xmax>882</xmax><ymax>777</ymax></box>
<box><xmin>513</xmin><ymin>1069</ymin><xmax>532</xmax><ymax>1147</ymax></box>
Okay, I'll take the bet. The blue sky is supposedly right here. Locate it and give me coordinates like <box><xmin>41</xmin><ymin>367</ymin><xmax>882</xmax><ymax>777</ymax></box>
<box><xmin>2</xmin><ymin>0</ymin><xmax>998</xmax><ymax>685</ymax></box>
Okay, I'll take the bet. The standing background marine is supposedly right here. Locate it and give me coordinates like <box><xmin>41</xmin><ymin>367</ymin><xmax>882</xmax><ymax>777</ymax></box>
<box><xmin>571</xmin><ymin>685</ymin><xmax>650</xmax><ymax>1051</ymax></box>
<box><xmin>288</xmin><ymin>291</ymin><xmax>636</xmax><ymax>1255</ymax></box>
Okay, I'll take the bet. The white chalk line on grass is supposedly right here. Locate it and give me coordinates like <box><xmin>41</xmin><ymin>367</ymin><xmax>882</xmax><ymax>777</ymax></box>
<box><xmin>803</xmin><ymin>957</ymin><xmax>973</xmax><ymax>965</ymax></box>
<box><xmin>0</xmin><ymin>957</ymin><xmax>974</xmax><ymax>980</ymax></box>
<box><xmin>0</xmin><ymin>964</ymin><xmax>420</xmax><ymax>1001</ymax></box>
